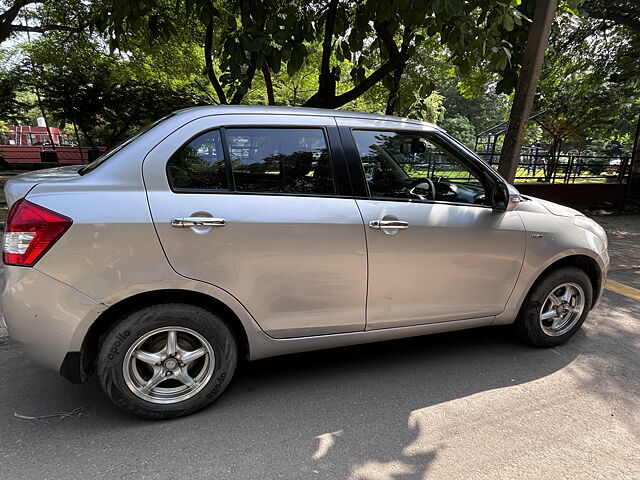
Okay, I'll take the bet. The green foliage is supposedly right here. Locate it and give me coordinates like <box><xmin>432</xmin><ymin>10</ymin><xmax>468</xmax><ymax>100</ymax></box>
<box><xmin>535</xmin><ymin>4</ymin><xmax>639</xmax><ymax>151</ymax></box>
<box><xmin>0</xmin><ymin>52</ymin><xmax>28</xmax><ymax>122</ymax></box>
<box><xmin>98</xmin><ymin>0</ymin><xmax>535</xmax><ymax>108</ymax></box>
<box><xmin>440</xmin><ymin>116</ymin><xmax>476</xmax><ymax>148</ymax></box>
<box><xmin>439</xmin><ymin>75</ymin><xmax>510</xmax><ymax>135</ymax></box>
<box><xmin>1</xmin><ymin>0</ymin><xmax>637</xmax><ymax>157</ymax></box>
<box><xmin>25</xmin><ymin>33</ymin><xmax>209</xmax><ymax>147</ymax></box>
<box><xmin>0</xmin><ymin>119</ymin><xmax>11</xmax><ymax>144</ymax></box>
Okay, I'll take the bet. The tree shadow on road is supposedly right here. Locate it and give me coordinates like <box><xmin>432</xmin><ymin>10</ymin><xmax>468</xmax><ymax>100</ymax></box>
<box><xmin>1</xmin><ymin>321</ymin><xmax>590</xmax><ymax>479</ymax></box>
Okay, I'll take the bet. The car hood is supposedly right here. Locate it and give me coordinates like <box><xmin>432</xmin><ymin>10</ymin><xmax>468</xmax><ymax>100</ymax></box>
<box><xmin>518</xmin><ymin>195</ymin><xmax>581</xmax><ymax>217</ymax></box>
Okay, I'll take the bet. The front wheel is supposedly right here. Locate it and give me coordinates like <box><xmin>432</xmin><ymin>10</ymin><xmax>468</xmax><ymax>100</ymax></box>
<box><xmin>97</xmin><ymin>303</ymin><xmax>237</xmax><ymax>419</ymax></box>
<box><xmin>514</xmin><ymin>267</ymin><xmax>593</xmax><ymax>347</ymax></box>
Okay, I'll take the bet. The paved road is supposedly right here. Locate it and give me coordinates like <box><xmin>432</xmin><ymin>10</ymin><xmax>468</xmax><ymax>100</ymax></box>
<box><xmin>1</xmin><ymin>218</ymin><xmax>639</xmax><ymax>479</ymax></box>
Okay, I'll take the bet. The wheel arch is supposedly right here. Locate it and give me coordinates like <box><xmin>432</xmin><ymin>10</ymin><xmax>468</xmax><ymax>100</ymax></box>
<box><xmin>79</xmin><ymin>289</ymin><xmax>251</xmax><ymax>382</ymax></box>
<box><xmin>533</xmin><ymin>254</ymin><xmax>603</xmax><ymax>308</ymax></box>
<box><xmin>494</xmin><ymin>251</ymin><xmax>605</xmax><ymax>327</ymax></box>
<box><xmin>514</xmin><ymin>253</ymin><xmax>603</xmax><ymax>321</ymax></box>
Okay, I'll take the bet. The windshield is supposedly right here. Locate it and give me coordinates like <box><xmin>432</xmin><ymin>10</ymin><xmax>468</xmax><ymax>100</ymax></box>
<box><xmin>78</xmin><ymin>114</ymin><xmax>174</xmax><ymax>175</ymax></box>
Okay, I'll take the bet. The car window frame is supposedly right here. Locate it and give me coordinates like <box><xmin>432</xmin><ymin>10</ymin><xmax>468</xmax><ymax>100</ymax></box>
<box><xmin>166</xmin><ymin>124</ymin><xmax>353</xmax><ymax>198</ymax></box>
<box><xmin>342</xmin><ymin>126</ymin><xmax>495</xmax><ymax>209</ymax></box>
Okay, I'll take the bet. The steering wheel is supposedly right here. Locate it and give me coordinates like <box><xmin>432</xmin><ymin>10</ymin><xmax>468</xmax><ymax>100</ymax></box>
<box><xmin>406</xmin><ymin>178</ymin><xmax>435</xmax><ymax>200</ymax></box>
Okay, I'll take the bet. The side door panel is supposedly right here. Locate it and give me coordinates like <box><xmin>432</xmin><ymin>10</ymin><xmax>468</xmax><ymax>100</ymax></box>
<box><xmin>356</xmin><ymin>199</ymin><xmax>525</xmax><ymax>328</ymax></box>
<box><xmin>336</xmin><ymin>117</ymin><xmax>526</xmax><ymax>329</ymax></box>
<box><xmin>143</xmin><ymin>115</ymin><xmax>367</xmax><ymax>338</ymax></box>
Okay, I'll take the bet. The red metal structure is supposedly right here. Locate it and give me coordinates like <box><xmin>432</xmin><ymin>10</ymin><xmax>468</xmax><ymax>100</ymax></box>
<box><xmin>0</xmin><ymin>145</ymin><xmax>106</xmax><ymax>164</ymax></box>
<box><xmin>6</xmin><ymin>125</ymin><xmax>69</xmax><ymax>146</ymax></box>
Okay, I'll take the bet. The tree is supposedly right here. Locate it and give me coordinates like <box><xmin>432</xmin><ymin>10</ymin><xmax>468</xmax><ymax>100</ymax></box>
<box><xmin>439</xmin><ymin>74</ymin><xmax>510</xmax><ymax>135</ymax></box>
<box><xmin>0</xmin><ymin>0</ymin><xmax>87</xmax><ymax>44</ymax></box>
<box><xmin>99</xmin><ymin>0</ymin><xmax>536</xmax><ymax>109</ymax></box>
<box><xmin>581</xmin><ymin>0</ymin><xmax>640</xmax><ymax>34</ymax></box>
<box><xmin>0</xmin><ymin>58</ymin><xmax>28</xmax><ymax>121</ymax></box>
<box><xmin>26</xmin><ymin>33</ymin><xmax>209</xmax><ymax>147</ymax></box>
<box><xmin>440</xmin><ymin>116</ymin><xmax>476</xmax><ymax>148</ymax></box>
<box><xmin>577</xmin><ymin>0</ymin><xmax>640</xmax><ymax>196</ymax></box>
<box><xmin>535</xmin><ymin>2</ymin><xmax>639</xmax><ymax>153</ymax></box>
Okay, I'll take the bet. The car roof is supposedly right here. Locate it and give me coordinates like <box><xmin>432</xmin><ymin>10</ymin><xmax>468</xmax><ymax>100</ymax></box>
<box><xmin>173</xmin><ymin>105</ymin><xmax>438</xmax><ymax>129</ymax></box>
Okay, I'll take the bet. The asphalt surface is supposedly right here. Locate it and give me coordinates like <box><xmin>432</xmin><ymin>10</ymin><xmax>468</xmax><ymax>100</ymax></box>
<box><xmin>1</xmin><ymin>217</ymin><xmax>639</xmax><ymax>479</ymax></box>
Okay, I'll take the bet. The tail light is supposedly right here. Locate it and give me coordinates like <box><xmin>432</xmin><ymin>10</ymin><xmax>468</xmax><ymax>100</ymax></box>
<box><xmin>3</xmin><ymin>199</ymin><xmax>72</xmax><ymax>267</ymax></box>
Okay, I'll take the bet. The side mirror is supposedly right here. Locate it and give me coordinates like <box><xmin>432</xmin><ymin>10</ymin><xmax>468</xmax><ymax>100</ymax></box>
<box><xmin>493</xmin><ymin>183</ymin><xmax>521</xmax><ymax>211</ymax></box>
<box><xmin>411</xmin><ymin>138</ymin><xmax>428</xmax><ymax>154</ymax></box>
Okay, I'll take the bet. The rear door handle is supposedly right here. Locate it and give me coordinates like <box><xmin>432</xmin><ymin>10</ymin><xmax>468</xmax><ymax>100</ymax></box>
<box><xmin>368</xmin><ymin>220</ymin><xmax>410</xmax><ymax>230</ymax></box>
<box><xmin>171</xmin><ymin>217</ymin><xmax>227</xmax><ymax>228</ymax></box>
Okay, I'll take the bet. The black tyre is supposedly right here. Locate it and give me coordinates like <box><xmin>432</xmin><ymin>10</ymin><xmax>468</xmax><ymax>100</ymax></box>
<box><xmin>514</xmin><ymin>266</ymin><xmax>593</xmax><ymax>347</ymax></box>
<box><xmin>97</xmin><ymin>303</ymin><xmax>237</xmax><ymax>419</ymax></box>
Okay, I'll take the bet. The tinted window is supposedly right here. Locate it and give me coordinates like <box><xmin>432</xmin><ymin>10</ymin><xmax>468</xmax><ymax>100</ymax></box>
<box><xmin>167</xmin><ymin>130</ymin><xmax>228</xmax><ymax>190</ymax></box>
<box><xmin>227</xmin><ymin>128</ymin><xmax>335</xmax><ymax>194</ymax></box>
<box><xmin>353</xmin><ymin>130</ymin><xmax>486</xmax><ymax>205</ymax></box>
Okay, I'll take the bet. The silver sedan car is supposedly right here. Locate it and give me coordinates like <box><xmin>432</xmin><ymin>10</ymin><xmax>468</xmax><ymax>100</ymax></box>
<box><xmin>1</xmin><ymin>106</ymin><xmax>609</xmax><ymax>418</ymax></box>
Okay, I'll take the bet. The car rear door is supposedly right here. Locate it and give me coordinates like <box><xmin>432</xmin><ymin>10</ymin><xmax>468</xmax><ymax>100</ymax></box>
<box><xmin>337</xmin><ymin>117</ymin><xmax>526</xmax><ymax>329</ymax></box>
<box><xmin>143</xmin><ymin>114</ymin><xmax>366</xmax><ymax>338</ymax></box>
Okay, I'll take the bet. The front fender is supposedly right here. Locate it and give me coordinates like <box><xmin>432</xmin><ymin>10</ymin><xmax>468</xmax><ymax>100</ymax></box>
<box><xmin>494</xmin><ymin>211</ymin><xmax>609</xmax><ymax>325</ymax></box>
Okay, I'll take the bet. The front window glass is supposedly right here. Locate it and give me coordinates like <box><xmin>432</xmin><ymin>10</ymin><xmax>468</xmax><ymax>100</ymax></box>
<box><xmin>352</xmin><ymin>130</ymin><xmax>487</xmax><ymax>205</ymax></box>
<box><xmin>226</xmin><ymin>128</ymin><xmax>335</xmax><ymax>194</ymax></box>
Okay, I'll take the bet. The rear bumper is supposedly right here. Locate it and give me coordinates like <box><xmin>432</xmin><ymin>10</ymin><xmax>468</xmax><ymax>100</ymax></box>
<box><xmin>1</xmin><ymin>265</ymin><xmax>99</xmax><ymax>374</ymax></box>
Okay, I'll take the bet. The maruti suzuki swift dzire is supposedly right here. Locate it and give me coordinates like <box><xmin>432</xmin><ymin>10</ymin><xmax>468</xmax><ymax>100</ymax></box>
<box><xmin>1</xmin><ymin>106</ymin><xmax>608</xmax><ymax>418</ymax></box>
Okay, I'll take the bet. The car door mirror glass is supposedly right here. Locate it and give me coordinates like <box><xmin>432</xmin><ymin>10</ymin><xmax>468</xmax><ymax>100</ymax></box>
<box><xmin>411</xmin><ymin>138</ymin><xmax>428</xmax><ymax>154</ymax></box>
<box><xmin>493</xmin><ymin>183</ymin><xmax>521</xmax><ymax>211</ymax></box>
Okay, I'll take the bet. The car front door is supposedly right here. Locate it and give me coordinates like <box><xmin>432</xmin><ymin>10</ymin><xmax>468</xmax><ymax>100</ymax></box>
<box><xmin>143</xmin><ymin>114</ymin><xmax>367</xmax><ymax>338</ymax></box>
<box><xmin>337</xmin><ymin>119</ymin><xmax>526</xmax><ymax>330</ymax></box>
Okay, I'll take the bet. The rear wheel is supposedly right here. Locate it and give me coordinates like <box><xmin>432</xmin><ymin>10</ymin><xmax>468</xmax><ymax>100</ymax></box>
<box><xmin>97</xmin><ymin>303</ymin><xmax>237</xmax><ymax>419</ymax></box>
<box><xmin>514</xmin><ymin>267</ymin><xmax>593</xmax><ymax>347</ymax></box>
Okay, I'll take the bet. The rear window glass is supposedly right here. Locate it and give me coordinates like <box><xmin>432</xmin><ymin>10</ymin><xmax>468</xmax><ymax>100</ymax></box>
<box><xmin>79</xmin><ymin>114</ymin><xmax>175</xmax><ymax>175</ymax></box>
<box><xmin>167</xmin><ymin>130</ymin><xmax>228</xmax><ymax>190</ymax></box>
<box><xmin>226</xmin><ymin>128</ymin><xmax>335</xmax><ymax>195</ymax></box>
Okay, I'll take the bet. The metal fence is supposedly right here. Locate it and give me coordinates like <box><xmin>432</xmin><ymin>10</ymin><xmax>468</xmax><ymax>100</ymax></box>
<box><xmin>477</xmin><ymin>152</ymin><xmax>633</xmax><ymax>184</ymax></box>
<box><xmin>0</xmin><ymin>144</ymin><xmax>633</xmax><ymax>185</ymax></box>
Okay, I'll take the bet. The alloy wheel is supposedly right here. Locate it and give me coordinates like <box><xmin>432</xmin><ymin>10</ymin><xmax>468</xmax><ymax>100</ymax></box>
<box><xmin>122</xmin><ymin>326</ymin><xmax>216</xmax><ymax>404</ymax></box>
<box><xmin>539</xmin><ymin>282</ymin><xmax>585</xmax><ymax>337</ymax></box>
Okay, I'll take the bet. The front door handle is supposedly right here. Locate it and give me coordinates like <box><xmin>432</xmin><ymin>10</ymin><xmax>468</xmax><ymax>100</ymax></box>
<box><xmin>171</xmin><ymin>217</ymin><xmax>227</xmax><ymax>228</ymax></box>
<box><xmin>368</xmin><ymin>220</ymin><xmax>410</xmax><ymax>230</ymax></box>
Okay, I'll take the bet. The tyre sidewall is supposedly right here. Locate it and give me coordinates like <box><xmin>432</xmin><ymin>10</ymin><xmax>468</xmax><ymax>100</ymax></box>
<box><xmin>98</xmin><ymin>304</ymin><xmax>237</xmax><ymax>419</ymax></box>
<box><xmin>516</xmin><ymin>267</ymin><xmax>593</xmax><ymax>347</ymax></box>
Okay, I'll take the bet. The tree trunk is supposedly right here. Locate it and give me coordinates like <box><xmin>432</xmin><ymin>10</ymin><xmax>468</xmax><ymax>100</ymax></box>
<box><xmin>385</xmin><ymin>32</ymin><xmax>411</xmax><ymax>116</ymax></box>
<box><xmin>498</xmin><ymin>0</ymin><xmax>558</xmax><ymax>182</ymax></box>
<box><xmin>632</xmin><ymin>112</ymin><xmax>640</xmax><ymax>173</ymax></box>
<box><xmin>262</xmin><ymin>64</ymin><xmax>275</xmax><ymax>105</ymax></box>
<box><xmin>78</xmin><ymin>124</ymin><xmax>96</xmax><ymax>149</ymax></box>
<box><xmin>34</xmin><ymin>87</ymin><xmax>56</xmax><ymax>149</ymax></box>
<box><xmin>627</xmin><ymin>112</ymin><xmax>640</xmax><ymax>199</ymax></box>
<box><xmin>305</xmin><ymin>55</ymin><xmax>406</xmax><ymax>109</ymax></box>
<box><xmin>304</xmin><ymin>0</ymin><xmax>339</xmax><ymax>108</ymax></box>
<box><xmin>230</xmin><ymin>53</ymin><xmax>258</xmax><ymax>104</ymax></box>
<box><xmin>304</xmin><ymin>17</ymin><xmax>408</xmax><ymax>110</ymax></box>
<box><xmin>385</xmin><ymin>70</ymin><xmax>402</xmax><ymax>116</ymax></box>
<box><xmin>204</xmin><ymin>20</ymin><xmax>227</xmax><ymax>104</ymax></box>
